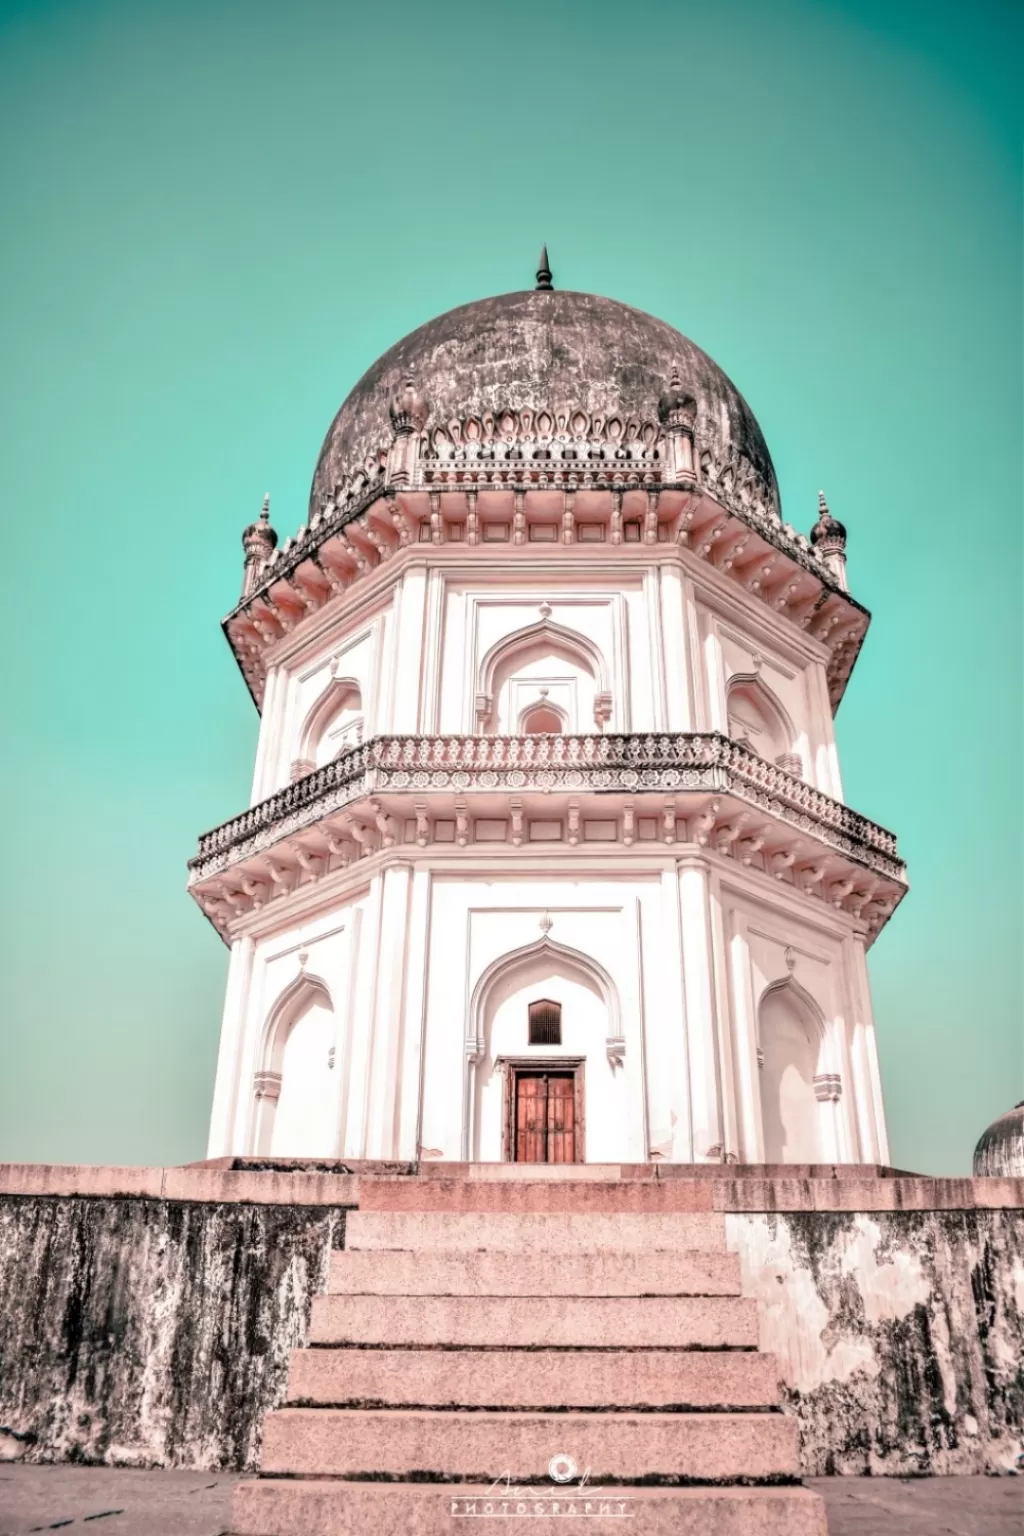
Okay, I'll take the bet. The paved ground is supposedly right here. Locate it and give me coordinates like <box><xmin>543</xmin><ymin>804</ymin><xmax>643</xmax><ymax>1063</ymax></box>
<box><xmin>0</xmin><ymin>1466</ymin><xmax>1020</xmax><ymax>1534</ymax></box>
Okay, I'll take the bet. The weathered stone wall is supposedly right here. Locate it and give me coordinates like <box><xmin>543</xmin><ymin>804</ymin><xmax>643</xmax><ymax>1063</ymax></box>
<box><xmin>0</xmin><ymin>1196</ymin><xmax>344</xmax><ymax>1470</ymax></box>
<box><xmin>728</xmin><ymin>1209</ymin><xmax>1024</xmax><ymax>1476</ymax></box>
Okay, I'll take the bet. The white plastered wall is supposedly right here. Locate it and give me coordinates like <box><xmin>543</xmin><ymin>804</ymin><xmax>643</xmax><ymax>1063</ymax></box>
<box><xmin>690</xmin><ymin>577</ymin><xmax>841</xmax><ymax>799</ymax></box>
<box><xmin>715</xmin><ymin>875</ymin><xmax>886</xmax><ymax>1163</ymax></box>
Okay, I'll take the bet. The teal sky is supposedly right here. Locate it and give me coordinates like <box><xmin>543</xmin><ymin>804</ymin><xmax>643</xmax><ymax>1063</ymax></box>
<box><xmin>0</xmin><ymin>0</ymin><xmax>1019</xmax><ymax>1174</ymax></box>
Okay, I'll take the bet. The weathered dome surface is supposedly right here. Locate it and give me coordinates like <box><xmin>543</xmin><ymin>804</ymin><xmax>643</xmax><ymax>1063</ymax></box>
<box><xmin>973</xmin><ymin>1102</ymin><xmax>1024</xmax><ymax>1178</ymax></box>
<box><xmin>310</xmin><ymin>289</ymin><xmax>777</xmax><ymax>515</ymax></box>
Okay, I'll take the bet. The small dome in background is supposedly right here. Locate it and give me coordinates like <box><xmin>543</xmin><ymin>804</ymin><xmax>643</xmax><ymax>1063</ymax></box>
<box><xmin>973</xmin><ymin>1102</ymin><xmax>1024</xmax><ymax>1177</ymax></box>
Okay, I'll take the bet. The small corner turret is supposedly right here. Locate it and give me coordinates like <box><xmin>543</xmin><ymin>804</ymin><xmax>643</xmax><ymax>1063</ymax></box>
<box><xmin>241</xmin><ymin>494</ymin><xmax>278</xmax><ymax>599</ymax></box>
<box><xmin>810</xmin><ymin>490</ymin><xmax>848</xmax><ymax>592</ymax></box>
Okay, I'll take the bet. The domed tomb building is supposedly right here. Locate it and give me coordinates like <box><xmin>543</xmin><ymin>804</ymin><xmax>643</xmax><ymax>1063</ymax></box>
<box><xmin>190</xmin><ymin>263</ymin><xmax>907</xmax><ymax>1167</ymax></box>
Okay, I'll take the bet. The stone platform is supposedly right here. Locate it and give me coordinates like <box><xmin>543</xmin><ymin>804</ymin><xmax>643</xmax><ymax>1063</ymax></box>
<box><xmin>0</xmin><ymin>1158</ymin><xmax>1021</xmax><ymax>1488</ymax></box>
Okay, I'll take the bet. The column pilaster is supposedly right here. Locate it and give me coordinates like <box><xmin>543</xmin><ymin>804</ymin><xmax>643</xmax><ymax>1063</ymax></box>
<box><xmin>677</xmin><ymin>852</ymin><xmax>724</xmax><ymax>1160</ymax></box>
<box><xmin>342</xmin><ymin>871</ymin><xmax>385</xmax><ymax>1157</ymax></box>
<box><xmin>250</xmin><ymin>665</ymin><xmax>283</xmax><ymax>803</ymax></box>
<box><xmin>206</xmin><ymin>934</ymin><xmax>254</xmax><ymax>1157</ymax></box>
<box><xmin>364</xmin><ymin>862</ymin><xmax>414</xmax><ymax>1158</ymax></box>
<box><xmin>848</xmin><ymin>929</ymin><xmax>891</xmax><ymax>1163</ymax></box>
<box><xmin>649</xmin><ymin>869</ymin><xmax>692</xmax><ymax>1160</ymax></box>
<box><xmin>726</xmin><ymin>916</ymin><xmax>764</xmax><ymax>1161</ymax></box>
<box><xmin>391</xmin><ymin>562</ymin><xmax>428</xmax><ymax>732</ymax></box>
<box><xmin>659</xmin><ymin>565</ymin><xmax>693</xmax><ymax>731</ymax></box>
<box><xmin>397</xmin><ymin>867</ymin><xmax>432</xmax><ymax>1160</ymax></box>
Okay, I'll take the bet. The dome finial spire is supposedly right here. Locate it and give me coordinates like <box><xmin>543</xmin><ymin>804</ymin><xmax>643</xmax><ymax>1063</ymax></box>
<box><xmin>535</xmin><ymin>245</ymin><xmax>553</xmax><ymax>291</ymax></box>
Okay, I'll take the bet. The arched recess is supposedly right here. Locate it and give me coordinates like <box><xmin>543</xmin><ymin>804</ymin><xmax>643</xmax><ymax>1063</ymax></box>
<box><xmin>756</xmin><ymin>979</ymin><xmax>827</xmax><ymax>1163</ymax></box>
<box><xmin>726</xmin><ymin>673</ymin><xmax>798</xmax><ymax>771</ymax></box>
<box><xmin>476</xmin><ymin>620</ymin><xmax>612</xmax><ymax>734</ymax></box>
<box><xmin>252</xmin><ymin>971</ymin><xmax>339</xmax><ymax>1157</ymax></box>
<box><xmin>519</xmin><ymin>699</ymin><xmax>568</xmax><ymax>735</ymax></box>
<box><xmin>297</xmin><ymin>677</ymin><xmax>364</xmax><ymax>771</ymax></box>
<box><xmin>464</xmin><ymin>937</ymin><xmax>627</xmax><ymax>1162</ymax></box>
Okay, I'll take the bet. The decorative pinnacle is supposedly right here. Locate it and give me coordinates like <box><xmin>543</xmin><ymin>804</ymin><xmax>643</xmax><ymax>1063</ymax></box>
<box><xmin>818</xmin><ymin>489</ymin><xmax>829</xmax><ymax>517</ymax></box>
<box><xmin>260</xmin><ymin>493</ymin><xmax>271</xmax><ymax>522</ymax></box>
<box><xmin>535</xmin><ymin>245</ymin><xmax>553</xmax><ymax>291</ymax></box>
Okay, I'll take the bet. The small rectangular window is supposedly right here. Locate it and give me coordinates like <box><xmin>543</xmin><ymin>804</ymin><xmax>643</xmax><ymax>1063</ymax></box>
<box><xmin>529</xmin><ymin>999</ymin><xmax>562</xmax><ymax>1046</ymax></box>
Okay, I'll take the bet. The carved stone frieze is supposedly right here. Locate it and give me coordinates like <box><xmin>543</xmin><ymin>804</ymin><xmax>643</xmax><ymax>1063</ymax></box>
<box><xmin>188</xmin><ymin>732</ymin><xmax>906</xmax><ymax>945</ymax></box>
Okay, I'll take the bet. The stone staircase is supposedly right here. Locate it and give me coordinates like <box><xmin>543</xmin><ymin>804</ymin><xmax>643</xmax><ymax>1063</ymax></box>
<box><xmin>231</xmin><ymin>1173</ymin><xmax>828</xmax><ymax>1534</ymax></box>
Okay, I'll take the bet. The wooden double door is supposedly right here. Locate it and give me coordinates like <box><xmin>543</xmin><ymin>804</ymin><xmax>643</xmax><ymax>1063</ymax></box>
<box><xmin>505</xmin><ymin>1063</ymin><xmax>584</xmax><ymax>1164</ymax></box>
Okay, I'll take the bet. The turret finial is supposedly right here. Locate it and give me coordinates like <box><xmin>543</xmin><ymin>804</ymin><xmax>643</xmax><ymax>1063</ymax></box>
<box><xmin>818</xmin><ymin>489</ymin><xmax>828</xmax><ymax>516</ymax></box>
<box><xmin>535</xmin><ymin>245</ymin><xmax>553</xmax><ymax>291</ymax></box>
<box><xmin>241</xmin><ymin>492</ymin><xmax>279</xmax><ymax>599</ymax></box>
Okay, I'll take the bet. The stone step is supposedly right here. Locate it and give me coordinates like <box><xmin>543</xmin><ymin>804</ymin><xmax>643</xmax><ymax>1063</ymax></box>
<box><xmin>358</xmin><ymin>1176</ymin><xmax>714</xmax><ymax>1213</ymax></box>
<box><xmin>344</xmin><ymin>1210</ymin><xmax>726</xmax><ymax>1253</ymax></box>
<box><xmin>328</xmin><ymin>1247</ymin><xmax>742</xmax><ymax>1296</ymax></box>
<box><xmin>287</xmin><ymin>1344</ymin><xmax>780</xmax><ymax>1410</ymax></box>
<box><xmin>259</xmin><ymin>1408</ymin><xmax>801</xmax><ymax>1482</ymax></box>
<box><xmin>232</xmin><ymin>1479</ymin><xmax>828</xmax><ymax>1535</ymax></box>
<box><xmin>309</xmin><ymin>1293</ymin><xmax>758</xmax><ymax>1348</ymax></box>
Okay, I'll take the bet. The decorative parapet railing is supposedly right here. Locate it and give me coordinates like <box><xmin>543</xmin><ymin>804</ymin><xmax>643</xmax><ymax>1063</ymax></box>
<box><xmin>223</xmin><ymin>415</ymin><xmax>868</xmax><ymax>715</ymax></box>
<box><xmin>189</xmin><ymin>732</ymin><xmax>905</xmax><ymax>887</ymax></box>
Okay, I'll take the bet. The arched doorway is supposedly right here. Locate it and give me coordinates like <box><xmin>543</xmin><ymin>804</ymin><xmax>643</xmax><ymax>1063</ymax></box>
<box><xmin>467</xmin><ymin>940</ymin><xmax>627</xmax><ymax>1163</ymax></box>
<box><xmin>757</xmin><ymin>982</ymin><xmax>823</xmax><ymax>1162</ymax></box>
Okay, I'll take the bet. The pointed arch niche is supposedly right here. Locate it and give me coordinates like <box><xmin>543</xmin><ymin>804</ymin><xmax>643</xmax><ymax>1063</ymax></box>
<box><xmin>293</xmin><ymin>677</ymin><xmax>364</xmax><ymax>778</ymax></box>
<box><xmin>726</xmin><ymin>673</ymin><xmax>801</xmax><ymax>775</ymax></box>
<box><xmin>464</xmin><ymin>937</ymin><xmax>629</xmax><ymax>1164</ymax></box>
<box><xmin>756</xmin><ymin>979</ymin><xmax>832</xmax><ymax>1163</ymax></box>
<box><xmin>251</xmin><ymin>971</ymin><xmax>339</xmax><ymax>1157</ymax></box>
<box><xmin>476</xmin><ymin>620</ymin><xmax>613</xmax><ymax>735</ymax></box>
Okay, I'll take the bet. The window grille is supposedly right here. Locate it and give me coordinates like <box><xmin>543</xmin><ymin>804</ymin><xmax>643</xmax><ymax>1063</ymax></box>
<box><xmin>528</xmin><ymin>999</ymin><xmax>562</xmax><ymax>1046</ymax></box>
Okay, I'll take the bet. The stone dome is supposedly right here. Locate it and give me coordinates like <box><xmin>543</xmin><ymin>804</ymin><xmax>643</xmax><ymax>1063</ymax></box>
<box><xmin>973</xmin><ymin>1102</ymin><xmax>1024</xmax><ymax>1178</ymax></box>
<box><xmin>309</xmin><ymin>289</ymin><xmax>777</xmax><ymax>517</ymax></box>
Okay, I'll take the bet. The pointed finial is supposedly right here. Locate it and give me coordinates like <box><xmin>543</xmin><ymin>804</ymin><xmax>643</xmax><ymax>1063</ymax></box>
<box><xmin>818</xmin><ymin>489</ymin><xmax>828</xmax><ymax>517</ymax></box>
<box><xmin>260</xmin><ymin>493</ymin><xmax>271</xmax><ymax>522</ymax></box>
<box><xmin>535</xmin><ymin>245</ymin><xmax>553</xmax><ymax>291</ymax></box>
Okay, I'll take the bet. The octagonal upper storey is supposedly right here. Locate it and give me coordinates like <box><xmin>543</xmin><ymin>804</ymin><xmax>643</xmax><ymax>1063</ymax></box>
<box><xmin>229</xmin><ymin>278</ymin><xmax>863</xmax><ymax>715</ymax></box>
<box><xmin>309</xmin><ymin>289</ymin><xmax>778</xmax><ymax>519</ymax></box>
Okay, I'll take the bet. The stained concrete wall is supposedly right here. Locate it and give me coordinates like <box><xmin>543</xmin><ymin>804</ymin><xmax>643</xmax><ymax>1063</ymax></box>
<box><xmin>727</xmin><ymin>1209</ymin><xmax>1024</xmax><ymax>1476</ymax></box>
<box><xmin>0</xmin><ymin>1194</ymin><xmax>344</xmax><ymax>1470</ymax></box>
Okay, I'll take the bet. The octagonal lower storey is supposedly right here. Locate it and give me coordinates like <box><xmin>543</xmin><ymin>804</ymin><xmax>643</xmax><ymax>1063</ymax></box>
<box><xmin>204</xmin><ymin>839</ymin><xmax>891</xmax><ymax>1171</ymax></box>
